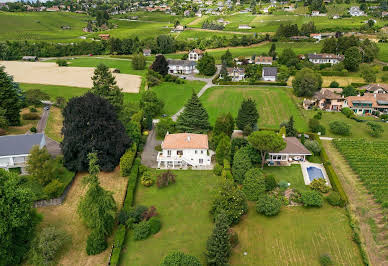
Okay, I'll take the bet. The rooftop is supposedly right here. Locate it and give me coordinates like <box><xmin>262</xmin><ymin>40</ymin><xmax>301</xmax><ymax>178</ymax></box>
<box><xmin>262</xmin><ymin>67</ymin><xmax>278</xmax><ymax>76</ymax></box>
<box><xmin>272</xmin><ymin>137</ymin><xmax>312</xmax><ymax>155</ymax></box>
<box><xmin>162</xmin><ymin>133</ymin><xmax>208</xmax><ymax>149</ymax></box>
<box><xmin>0</xmin><ymin>133</ymin><xmax>45</xmax><ymax>157</ymax></box>
<box><xmin>168</xmin><ymin>59</ymin><xmax>197</xmax><ymax>67</ymax></box>
<box><xmin>307</xmin><ymin>53</ymin><xmax>344</xmax><ymax>60</ymax></box>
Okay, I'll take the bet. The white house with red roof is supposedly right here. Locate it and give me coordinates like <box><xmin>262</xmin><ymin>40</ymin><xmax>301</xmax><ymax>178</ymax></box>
<box><xmin>157</xmin><ymin>133</ymin><xmax>211</xmax><ymax>169</ymax></box>
<box><xmin>188</xmin><ymin>49</ymin><xmax>204</xmax><ymax>61</ymax></box>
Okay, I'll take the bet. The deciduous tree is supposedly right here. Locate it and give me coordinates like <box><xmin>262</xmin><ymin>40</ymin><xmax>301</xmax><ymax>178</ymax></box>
<box><xmin>344</xmin><ymin>47</ymin><xmax>362</xmax><ymax>72</ymax></box>
<box><xmin>292</xmin><ymin>68</ymin><xmax>322</xmax><ymax>97</ymax></box>
<box><xmin>151</xmin><ymin>54</ymin><xmax>169</xmax><ymax>76</ymax></box>
<box><xmin>197</xmin><ymin>53</ymin><xmax>217</xmax><ymax>76</ymax></box>
<box><xmin>139</xmin><ymin>90</ymin><xmax>164</xmax><ymax>118</ymax></box>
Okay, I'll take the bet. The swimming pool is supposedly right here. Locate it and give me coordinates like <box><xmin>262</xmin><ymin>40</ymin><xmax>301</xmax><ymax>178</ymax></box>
<box><xmin>307</xmin><ymin>166</ymin><xmax>324</xmax><ymax>182</ymax></box>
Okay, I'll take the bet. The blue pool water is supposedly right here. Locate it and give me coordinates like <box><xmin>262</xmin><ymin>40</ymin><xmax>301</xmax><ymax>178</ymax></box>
<box><xmin>307</xmin><ymin>166</ymin><xmax>324</xmax><ymax>182</ymax></box>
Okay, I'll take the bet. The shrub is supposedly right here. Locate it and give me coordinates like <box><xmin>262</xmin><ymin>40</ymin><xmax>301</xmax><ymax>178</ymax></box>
<box><xmin>43</xmin><ymin>179</ymin><xmax>64</xmax><ymax>198</ymax></box>
<box><xmin>123</xmin><ymin>159</ymin><xmax>140</xmax><ymax>210</ymax></box>
<box><xmin>383</xmin><ymin>66</ymin><xmax>388</xmax><ymax>71</ymax></box>
<box><xmin>242</xmin><ymin>168</ymin><xmax>266</xmax><ymax>201</ymax></box>
<box><xmin>56</xmin><ymin>59</ymin><xmax>68</xmax><ymax>66</ymax></box>
<box><xmin>118</xmin><ymin>209</ymin><xmax>130</xmax><ymax>225</ymax></box>
<box><xmin>149</xmin><ymin>217</ymin><xmax>162</xmax><ymax>234</ymax></box>
<box><xmin>22</xmin><ymin>113</ymin><xmax>40</xmax><ymax>120</ymax></box>
<box><xmin>29</xmin><ymin>107</ymin><xmax>37</xmax><ymax>112</ymax></box>
<box><xmin>133</xmin><ymin>221</ymin><xmax>151</xmax><ymax>240</ymax></box>
<box><xmin>313</xmin><ymin>110</ymin><xmax>322</xmax><ymax>120</ymax></box>
<box><xmin>161</xmin><ymin>251</ymin><xmax>201</xmax><ymax>266</ymax></box>
<box><xmin>329</xmin><ymin>121</ymin><xmax>350</xmax><ymax>136</ymax></box>
<box><xmin>301</xmin><ymin>191</ymin><xmax>323</xmax><ymax>207</ymax></box>
<box><xmin>213</xmin><ymin>163</ymin><xmax>223</xmax><ymax>176</ymax></box>
<box><xmin>309</xmin><ymin>178</ymin><xmax>330</xmax><ymax>193</ymax></box>
<box><xmin>304</xmin><ymin>140</ymin><xmax>321</xmax><ymax>155</ymax></box>
<box><xmin>109</xmin><ymin>225</ymin><xmax>126</xmax><ymax>266</ymax></box>
<box><xmin>156</xmin><ymin>170</ymin><xmax>176</xmax><ymax>188</ymax></box>
<box><xmin>290</xmin><ymin>189</ymin><xmax>302</xmax><ymax>203</ymax></box>
<box><xmin>279</xmin><ymin>180</ymin><xmax>289</xmax><ymax>190</ymax></box>
<box><xmin>366</xmin><ymin>122</ymin><xmax>384</xmax><ymax>137</ymax></box>
<box><xmin>232</xmin><ymin>147</ymin><xmax>252</xmax><ymax>184</ymax></box>
<box><xmin>319</xmin><ymin>254</ymin><xmax>333</xmax><ymax>265</ymax></box>
<box><xmin>341</xmin><ymin>107</ymin><xmax>355</xmax><ymax>118</ymax></box>
<box><xmin>128</xmin><ymin>205</ymin><xmax>148</xmax><ymax>223</ymax></box>
<box><xmin>119</xmin><ymin>144</ymin><xmax>137</xmax><ymax>177</ymax></box>
<box><xmin>141</xmin><ymin>171</ymin><xmax>154</xmax><ymax>187</ymax></box>
<box><xmin>329</xmin><ymin>81</ymin><xmax>339</xmax><ymax>88</ymax></box>
<box><xmin>30</xmin><ymin>127</ymin><xmax>37</xmax><ymax>133</ymax></box>
<box><xmin>309</xmin><ymin>118</ymin><xmax>326</xmax><ymax>135</ymax></box>
<box><xmin>264</xmin><ymin>175</ymin><xmax>277</xmax><ymax>191</ymax></box>
<box><xmin>142</xmin><ymin>206</ymin><xmax>158</xmax><ymax>221</ymax></box>
<box><xmin>86</xmin><ymin>230</ymin><xmax>107</xmax><ymax>255</ymax></box>
<box><xmin>256</xmin><ymin>194</ymin><xmax>282</xmax><ymax>216</ymax></box>
<box><xmin>326</xmin><ymin>191</ymin><xmax>344</xmax><ymax>207</ymax></box>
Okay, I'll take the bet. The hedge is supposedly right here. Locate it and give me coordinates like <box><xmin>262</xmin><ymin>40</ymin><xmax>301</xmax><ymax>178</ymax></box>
<box><xmin>319</xmin><ymin>71</ymin><xmax>349</xmax><ymax>76</ymax></box>
<box><xmin>216</xmin><ymin>80</ymin><xmax>287</xmax><ymax>86</ymax></box>
<box><xmin>310</xmin><ymin>134</ymin><xmax>348</xmax><ymax>203</ymax></box>
<box><xmin>351</xmin><ymin>82</ymin><xmax>368</xmax><ymax>88</ymax></box>
<box><xmin>120</xmin><ymin>143</ymin><xmax>138</xmax><ymax>177</ymax></box>
<box><xmin>109</xmin><ymin>225</ymin><xmax>126</xmax><ymax>266</ymax></box>
<box><xmin>123</xmin><ymin>158</ymin><xmax>140</xmax><ymax>210</ymax></box>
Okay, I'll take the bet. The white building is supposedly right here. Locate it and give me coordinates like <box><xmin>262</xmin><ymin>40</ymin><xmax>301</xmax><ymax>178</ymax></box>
<box><xmin>262</xmin><ymin>67</ymin><xmax>277</xmax><ymax>81</ymax></box>
<box><xmin>307</xmin><ymin>53</ymin><xmax>344</xmax><ymax>64</ymax></box>
<box><xmin>238</xmin><ymin>24</ymin><xmax>252</xmax><ymax>29</ymax></box>
<box><xmin>0</xmin><ymin>133</ymin><xmax>46</xmax><ymax>174</ymax></box>
<box><xmin>255</xmin><ymin>56</ymin><xmax>273</xmax><ymax>65</ymax></box>
<box><xmin>310</xmin><ymin>33</ymin><xmax>322</xmax><ymax>41</ymax></box>
<box><xmin>226</xmin><ymin>67</ymin><xmax>245</xmax><ymax>81</ymax></box>
<box><xmin>349</xmin><ymin>6</ymin><xmax>365</xmax><ymax>16</ymax></box>
<box><xmin>157</xmin><ymin>133</ymin><xmax>211</xmax><ymax>169</ymax></box>
<box><xmin>188</xmin><ymin>49</ymin><xmax>204</xmax><ymax>61</ymax></box>
<box><xmin>168</xmin><ymin>59</ymin><xmax>198</xmax><ymax>74</ymax></box>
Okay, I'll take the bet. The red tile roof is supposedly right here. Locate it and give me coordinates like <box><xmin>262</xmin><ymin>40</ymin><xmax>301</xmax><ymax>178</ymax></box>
<box><xmin>162</xmin><ymin>133</ymin><xmax>208</xmax><ymax>149</ymax></box>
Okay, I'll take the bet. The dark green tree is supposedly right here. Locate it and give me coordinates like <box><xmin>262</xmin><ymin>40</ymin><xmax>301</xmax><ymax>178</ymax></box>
<box><xmin>343</xmin><ymin>47</ymin><xmax>362</xmax><ymax>72</ymax></box>
<box><xmin>268</xmin><ymin>43</ymin><xmax>277</xmax><ymax>59</ymax></box>
<box><xmin>151</xmin><ymin>55</ymin><xmax>169</xmax><ymax>76</ymax></box>
<box><xmin>206</xmin><ymin>213</ymin><xmax>231</xmax><ymax>266</ymax></box>
<box><xmin>155</xmin><ymin>35</ymin><xmax>176</xmax><ymax>54</ymax></box>
<box><xmin>132</xmin><ymin>53</ymin><xmax>146</xmax><ymax>70</ymax></box>
<box><xmin>280</xmin><ymin>116</ymin><xmax>298</xmax><ymax>137</ymax></box>
<box><xmin>278</xmin><ymin>48</ymin><xmax>299</xmax><ymax>67</ymax></box>
<box><xmin>221</xmin><ymin>49</ymin><xmax>234</xmax><ymax>67</ymax></box>
<box><xmin>197</xmin><ymin>53</ymin><xmax>217</xmax><ymax>76</ymax></box>
<box><xmin>0</xmin><ymin>169</ymin><xmax>38</xmax><ymax>265</ymax></box>
<box><xmin>232</xmin><ymin>147</ymin><xmax>252</xmax><ymax>184</ymax></box>
<box><xmin>220</xmin><ymin>62</ymin><xmax>231</xmax><ymax>81</ymax></box>
<box><xmin>243</xmin><ymin>168</ymin><xmax>266</xmax><ymax>201</ymax></box>
<box><xmin>61</xmin><ymin>93</ymin><xmax>130</xmax><ymax>172</ymax></box>
<box><xmin>236</xmin><ymin>98</ymin><xmax>259</xmax><ymax>130</ymax></box>
<box><xmin>0</xmin><ymin>66</ymin><xmax>21</xmax><ymax>126</ymax></box>
<box><xmin>342</xmin><ymin>85</ymin><xmax>358</xmax><ymax>97</ymax></box>
<box><xmin>215</xmin><ymin>135</ymin><xmax>231</xmax><ymax>165</ymax></box>
<box><xmin>176</xmin><ymin>93</ymin><xmax>210</xmax><ymax>133</ymax></box>
<box><xmin>139</xmin><ymin>90</ymin><xmax>164</xmax><ymax>118</ymax></box>
<box><xmin>161</xmin><ymin>251</ymin><xmax>201</xmax><ymax>266</ymax></box>
<box><xmin>292</xmin><ymin>68</ymin><xmax>322</xmax><ymax>97</ymax></box>
<box><xmin>90</xmin><ymin>64</ymin><xmax>123</xmax><ymax>113</ymax></box>
<box><xmin>321</xmin><ymin>37</ymin><xmax>337</xmax><ymax>53</ymax></box>
<box><xmin>214</xmin><ymin>112</ymin><xmax>235</xmax><ymax>137</ymax></box>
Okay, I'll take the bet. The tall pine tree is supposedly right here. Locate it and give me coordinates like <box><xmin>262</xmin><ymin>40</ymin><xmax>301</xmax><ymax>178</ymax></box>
<box><xmin>0</xmin><ymin>66</ymin><xmax>21</xmax><ymax>126</ymax></box>
<box><xmin>151</xmin><ymin>54</ymin><xmax>169</xmax><ymax>76</ymax></box>
<box><xmin>236</xmin><ymin>98</ymin><xmax>259</xmax><ymax>130</ymax></box>
<box><xmin>206</xmin><ymin>213</ymin><xmax>232</xmax><ymax>266</ymax></box>
<box><xmin>176</xmin><ymin>92</ymin><xmax>210</xmax><ymax>133</ymax></box>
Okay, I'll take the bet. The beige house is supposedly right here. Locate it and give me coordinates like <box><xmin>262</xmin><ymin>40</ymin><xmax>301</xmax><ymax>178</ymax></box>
<box><xmin>303</xmin><ymin>88</ymin><xmax>344</xmax><ymax>111</ymax></box>
<box><xmin>344</xmin><ymin>94</ymin><xmax>388</xmax><ymax>115</ymax></box>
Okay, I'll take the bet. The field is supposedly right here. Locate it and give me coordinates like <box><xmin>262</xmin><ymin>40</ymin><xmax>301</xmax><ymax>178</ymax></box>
<box><xmin>120</xmin><ymin>170</ymin><xmax>217</xmax><ymax>265</ymax></box>
<box><xmin>377</xmin><ymin>43</ymin><xmax>388</xmax><ymax>63</ymax></box>
<box><xmin>333</xmin><ymin>139</ymin><xmax>388</xmax><ymax>207</ymax></box>
<box><xmin>302</xmin><ymin>110</ymin><xmax>388</xmax><ymax>140</ymax></box>
<box><xmin>201</xmin><ymin>86</ymin><xmax>308</xmax><ymax>131</ymax></box>
<box><xmin>37</xmin><ymin>168</ymin><xmax>128</xmax><ymax>265</ymax></box>
<box><xmin>231</xmin><ymin>203</ymin><xmax>362</xmax><ymax>265</ymax></box>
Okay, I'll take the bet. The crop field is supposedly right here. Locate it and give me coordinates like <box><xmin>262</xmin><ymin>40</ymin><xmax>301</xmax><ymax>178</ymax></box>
<box><xmin>333</xmin><ymin>139</ymin><xmax>388</xmax><ymax>207</ymax></box>
<box><xmin>201</xmin><ymin>86</ymin><xmax>308</xmax><ymax>131</ymax></box>
<box><xmin>175</xmin><ymin>29</ymin><xmax>247</xmax><ymax>41</ymax></box>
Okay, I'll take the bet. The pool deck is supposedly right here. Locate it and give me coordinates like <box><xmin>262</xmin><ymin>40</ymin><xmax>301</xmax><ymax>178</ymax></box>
<box><xmin>300</xmin><ymin>162</ymin><xmax>331</xmax><ymax>186</ymax></box>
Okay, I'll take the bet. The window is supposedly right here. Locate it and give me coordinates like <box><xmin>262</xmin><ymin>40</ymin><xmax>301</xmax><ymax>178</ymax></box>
<box><xmin>195</xmin><ymin>150</ymin><xmax>197</xmax><ymax>154</ymax></box>
<box><xmin>177</xmin><ymin>150</ymin><xmax>183</xmax><ymax>156</ymax></box>
<box><xmin>167</xmin><ymin>150</ymin><xmax>171</xmax><ymax>157</ymax></box>
<box><xmin>201</xmin><ymin>150</ymin><xmax>204</xmax><ymax>154</ymax></box>
<box><xmin>199</xmin><ymin>159</ymin><xmax>203</xmax><ymax>164</ymax></box>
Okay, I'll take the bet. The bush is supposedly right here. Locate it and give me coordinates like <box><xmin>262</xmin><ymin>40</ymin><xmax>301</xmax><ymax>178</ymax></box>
<box><xmin>86</xmin><ymin>230</ymin><xmax>107</xmax><ymax>255</ymax></box>
<box><xmin>149</xmin><ymin>217</ymin><xmax>162</xmax><ymax>234</ymax></box>
<box><xmin>142</xmin><ymin>206</ymin><xmax>158</xmax><ymax>221</ymax></box>
<box><xmin>313</xmin><ymin>110</ymin><xmax>322</xmax><ymax>120</ymax></box>
<box><xmin>256</xmin><ymin>194</ymin><xmax>282</xmax><ymax>216</ymax></box>
<box><xmin>329</xmin><ymin>81</ymin><xmax>339</xmax><ymax>88</ymax></box>
<box><xmin>366</xmin><ymin>122</ymin><xmax>384</xmax><ymax>137</ymax></box>
<box><xmin>232</xmin><ymin>147</ymin><xmax>252</xmax><ymax>184</ymax></box>
<box><xmin>341</xmin><ymin>107</ymin><xmax>355</xmax><ymax>118</ymax></box>
<box><xmin>304</xmin><ymin>140</ymin><xmax>321</xmax><ymax>155</ymax></box>
<box><xmin>133</xmin><ymin>221</ymin><xmax>151</xmax><ymax>240</ymax></box>
<box><xmin>329</xmin><ymin>121</ymin><xmax>350</xmax><ymax>136</ymax></box>
<box><xmin>56</xmin><ymin>59</ymin><xmax>68</xmax><ymax>66</ymax></box>
<box><xmin>242</xmin><ymin>168</ymin><xmax>266</xmax><ymax>201</ymax></box>
<box><xmin>279</xmin><ymin>180</ymin><xmax>289</xmax><ymax>190</ymax></box>
<box><xmin>301</xmin><ymin>191</ymin><xmax>323</xmax><ymax>207</ymax></box>
<box><xmin>213</xmin><ymin>163</ymin><xmax>223</xmax><ymax>176</ymax></box>
<box><xmin>309</xmin><ymin>178</ymin><xmax>330</xmax><ymax>193</ymax></box>
<box><xmin>141</xmin><ymin>171</ymin><xmax>154</xmax><ymax>187</ymax></box>
<box><xmin>29</xmin><ymin>107</ymin><xmax>37</xmax><ymax>112</ymax></box>
<box><xmin>127</xmin><ymin>205</ymin><xmax>148</xmax><ymax>223</ymax></box>
<box><xmin>156</xmin><ymin>117</ymin><xmax>176</xmax><ymax>139</ymax></box>
<box><xmin>161</xmin><ymin>251</ymin><xmax>201</xmax><ymax>266</ymax></box>
<box><xmin>30</xmin><ymin>127</ymin><xmax>37</xmax><ymax>133</ymax></box>
<box><xmin>326</xmin><ymin>191</ymin><xmax>344</xmax><ymax>207</ymax></box>
<box><xmin>43</xmin><ymin>179</ymin><xmax>64</xmax><ymax>198</ymax></box>
<box><xmin>119</xmin><ymin>144</ymin><xmax>137</xmax><ymax>177</ymax></box>
<box><xmin>22</xmin><ymin>113</ymin><xmax>40</xmax><ymax>120</ymax></box>
<box><xmin>309</xmin><ymin>118</ymin><xmax>326</xmax><ymax>135</ymax></box>
<box><xmin>265</xmin><ymin>175</ymin><xmax>277</xmax><ymax>191</ymax></box>
<box><xmin>156</xmin><ymin>170</ymin><xmax>176</xmax><ymax>188</ymax></box>
<box><xmin>319</xmin><ymin>254</ymin><xmax>333</xmax><ymax>266</ymax></box>
<box><xmin>123</xmin><ymin>159</ymin><xmax>140</xmax><ymax>210</ymax></box>
<box><xmin>383</xmin><ymin>66</ymin><xmax>388</xmax><ymax>71</ymax></box>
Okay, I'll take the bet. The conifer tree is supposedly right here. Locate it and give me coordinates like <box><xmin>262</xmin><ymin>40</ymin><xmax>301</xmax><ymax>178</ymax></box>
<box><xmin>0</xmin><ymin>66</ymin><xmax>21</xmax><ymax>126</ymax></box>
<box><xmin>151</xmin><ymin>54</ymin><xmax>169</xmax><ymax>76</ymax></box>
<box><xmin>214</xmin><ymin>113</ymin><xmax>235</xmax><ymax>137</ymax></box>
<box><xmin>215</xmin><ymin>135</ymin><xmax>231</xmax><ymax>165</ymax></box>
<box><xmin>176</xmin><ymin>93</ymin><xmax>210</xmax><ymax>133</ymax></box>
<box><xmin>236</xmin><ymin>98</ymin><xmax>259</xmax><ymax>130</ymax></box>
<box><xmin>206</xmin><ymin>213</ymin><xmax>232</xmax><ymax>266</ymax></box>
<box><xmin>90</xmin><ymin>64</ymin><xmax>123</xmax><ymax>113</ymax></box>
<box><xmin>220</xmin><ymin>49</ymin><xmax>234</xmax><ymax>67</ymax></box>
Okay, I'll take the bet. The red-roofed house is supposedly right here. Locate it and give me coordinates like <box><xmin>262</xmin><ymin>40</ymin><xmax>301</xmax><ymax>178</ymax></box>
<box><xmin>157</xmin><ymin>133</ymin><xmax>211</xmax><ymax>168</ymax></box>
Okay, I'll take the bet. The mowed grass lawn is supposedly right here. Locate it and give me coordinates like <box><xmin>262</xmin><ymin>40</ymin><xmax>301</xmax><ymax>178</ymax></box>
<box><xmin>231</xmin><ymin>204</ymin><xmax>362</xmax><ymax>265</ymax></box>
<box><xmin>120</xmin><ymin>170</ymin><xmax>217</xmax><ymax>265</ymax></box>
<box><xmin>46</xmin><ymin>106</ymin><xmax>63</xmax><ymax>142</ymax></box>
<box><xmin>201</xmin><ymin>86</ymin><xmax>308</xmax><ymax>131</ymax></box>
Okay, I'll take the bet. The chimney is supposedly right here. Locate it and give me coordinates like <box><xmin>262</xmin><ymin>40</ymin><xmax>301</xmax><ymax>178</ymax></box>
<box><xmin>187</xmin><ymin>135</ymin><xmax>191</xmax><ymax>142</ymax></box>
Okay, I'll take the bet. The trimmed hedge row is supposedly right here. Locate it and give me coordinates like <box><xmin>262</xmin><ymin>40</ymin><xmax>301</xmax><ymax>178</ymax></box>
<box><xmin>313</xmin><ymin>135</ymin><xmax>349</xmax><ymax>203</ymax></box>
<box><xmin>319</xmin><ymin>71</ymin><xmax>348</xmax><ymax>76</ymax></box>
<box><xmin>109</xmin><ymin>225</ymin><xmax>126</xmax><ymax>265</ymax></box>
<box><xmin>120</xmin><ymin>144</ymin><xmax>138</xmax><ymax>177</ymax></box>
<box><xmin>216</xmin><ymin>81</ymin><xmax>287</xmax><ymax>86</ymax></box>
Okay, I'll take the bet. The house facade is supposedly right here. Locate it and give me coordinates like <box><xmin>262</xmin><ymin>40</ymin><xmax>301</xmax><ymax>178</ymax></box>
<box><xmin>255</xmin><ymin>56</ymin><xmax>273</xmax><ymax>65</ymax></box>
<box><xmin>0</xmin><ymin>133</ymin><xmax>46</xmax><ymax>174</ymax></box>
<box><xmin>268</xmin><ymin>137</ymin><xmax>311</xmax><ymax>165</ymax></box>
<box><xmin>188</xmin><ymin>49</ymin><xmax>204</xmax><ymax>61</ymax></box>
<box><xmin>303</xmin><ymin>88</ymin><xmax>344</xmax><ymax>111</ymax></box>
<box><xmin>262</xmin><ymin>67</ymin><xmax>277</xmax><ymax>81</ymax></box>
<box><xmin>226</xmin><ymin>67</ymin><xmax>245</xmax><ymax>81</ymax></box>
<box><xmin>238</xmin><ymin>25</ymin><xmax>252</xmax><ymax>29</ymax></box>
<box><xmin>307</xmin><ymin>53</ymin><xmax>344</xmax><ymax>64</ymax></box>
<box><xmin>360</xmin><ymin>83</ymin><xmax>388</xmax><ymax>94</ymax></box>
<box><xmin>344</xmin><ymin>94</ymin><xmax>388</xmax><ymax>115</ymax></box>
<box><xmin>168</xmin><ymin>59</ymin><xmax>198</xmax><ymax>74</ymax></box>
<box><xmin>157</xmin><ymin>133</ymin><xmax>211</xmax><ymax>169</ymax></box>
<box><xmin>143</xmin><ymin>49</ymin><xmax>151</xmax><ymax>56</ymax></box>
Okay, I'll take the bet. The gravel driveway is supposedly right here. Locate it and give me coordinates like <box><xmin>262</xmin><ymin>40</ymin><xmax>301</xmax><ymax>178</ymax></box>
<box><xmin>141</xmin><ymin>125</ymin><xmax>162</xmax><ymax>168</ymax></box>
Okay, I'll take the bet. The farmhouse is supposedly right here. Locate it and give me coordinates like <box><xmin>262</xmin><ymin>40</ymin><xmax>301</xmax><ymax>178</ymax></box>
<box><xmin>157</xmin><ymin>133</ymin><xmax>211</xmax><ymax>169</ymax></box>
<box><xmin>303</xmin><ymin>88</ymin><xmax>344</xmax><ymax>111</ymax></box>
<box><xmin>268</xmin><ymin>137</ymin><xmax>311</xmax><ymax>165</ymax></box>
<box><xmin>188</xmin><ymin>49</ymin><xmax>204</xmax><ymax>61</ymax></box>
<box><xmin>262</xmin><ymin>67</ymin><xmax>277</xmax><ymax>81</ymax></box>
<box><xmin>344</xmin><ymin>94</ymin><xmax>388</xmax><ymax>115</ymax></box>
<box><xmin>99</xmin><ymin>34</ymin><xmax>110</xmax><ymax>40</ymax></box>
<box><xmin>46</xmin><ymin>6</ymin><xmax>60</xmax><ymax>12</ymax></box>
<box><xmin>0</xmin><ymin>133</ymin><xmax>46</xmax><ymax>174</ymax></box>
<box><xmin>22</xmin><ymin>56</ymin><xmax>38</xmax><ymax>61</ymax></box>
<box><xmin>307</xmin><ymin>53</ymin><xmax>344</xmax><ymax>64</ymax></box>
<box><xmin>360</xmin><ymin>83</ymin><xmax>388</xmax><ymax>94</ymax></box>
<box><xmin>255</xmin><ymin>56</ymin><xmax>273</xmax><ymax>65</ymax></box>
<box><xmin>168</xmin><ymin>59</ymin><xmax>198</xmax><ymax>74</ymax></box>
<box><xmin>143</xmin><ymin>49</ymin><xmax>151</xmax><ymax>56</ymax></box>
<box><xmin>226</xmin><ymin>67</ymin><xmax>245</xmax><ymax>81</ymax></box>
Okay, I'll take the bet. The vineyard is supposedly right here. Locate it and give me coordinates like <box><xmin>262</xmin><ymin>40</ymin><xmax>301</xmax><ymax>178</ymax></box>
<box><xmin>333</xmin><ymin>139</ymin><xmax>388</xmax><ymax>208</ymax></box>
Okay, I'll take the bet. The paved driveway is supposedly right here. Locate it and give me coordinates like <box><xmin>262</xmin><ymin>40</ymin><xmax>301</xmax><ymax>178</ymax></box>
<box><xmin>141</xmin><ymin>125</ymin><xmax>162</xmax><ymax>168</ymax></box>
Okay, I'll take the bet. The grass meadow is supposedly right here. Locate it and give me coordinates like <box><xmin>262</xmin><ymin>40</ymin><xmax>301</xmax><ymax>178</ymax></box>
<box><xmin>45</xmin><ymin>106</ymin><xmax>63</xmax><ymax>142</ymax></box>
<box><xmin>201</xmin><ymin>86</ymin><xmax>308</xmax><ymax>131</ymax></box>
<box><xmin>377</xmin><ymin>43</ymin><xmax>388</xmax><ymax>63</ymax></box>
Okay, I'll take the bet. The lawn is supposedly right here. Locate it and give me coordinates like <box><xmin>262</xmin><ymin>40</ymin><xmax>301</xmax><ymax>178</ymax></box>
<box><xmin>302</xmin><ymin>109</ymin><xmax>388</xmax><ymax>140</ymax></box>
<box><xmin>201</xmin><ymin>86</ymin><xmax>308</xmax><ymax>131</ymax></box>
<box><xmin>287</xmin><ymin>75</ymin><xmax>365</xmax><ymax>87</ymax></box>
<box><xmin>20</xmin><ymin>83</ymin><xmax>88</xmax><ymax>101</ymax></box>
<box><xmin>6</xmin><ymin>107</ymin><xmax>43</xmax><ymax>135</ymax></box>
<box><xmin>120</xmin><ymin>170</ymin><xmax>217</xmax><ymax>265</ymax></box>
<box><xmin>231</xmin><ymin>203</ymin><xmax>362</xmax><ymax>265</ymax></box>
<box><xmin>263</xmin><ymin>164</ymin><xmax>308</xmax><ymax>192</ymax></box>
<box><xmin>377</xmin><ymin>43</ymin><xmax>388</xmax><ymax>63</ymax></box>
<box><xmin>46</xmin><ymin>106</ymin><xmax>63</xmax><ymax>143</ymax></box>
